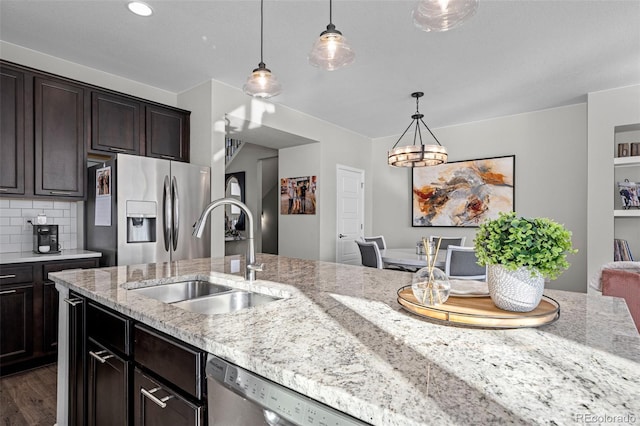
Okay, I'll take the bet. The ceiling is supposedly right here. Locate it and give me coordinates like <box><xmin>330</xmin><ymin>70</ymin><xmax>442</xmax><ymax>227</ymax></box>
<box><xmin>1</xmin><ymin>0</ymin><xmax>639</xmax><ymax>139</ymax></box>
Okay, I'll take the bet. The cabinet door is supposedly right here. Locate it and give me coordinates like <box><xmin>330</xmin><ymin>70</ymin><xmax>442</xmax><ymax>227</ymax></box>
<box><xmin>133</xmin><ymin>368</ymin><xmax>204</xmax><ymax>426</ymax></box>
<box><xmin>0</xmin><ymin>284</ymin><xmax>34</xmax><ymax>365</ymax></box>
<box><xmin>91</xmin><ymin>91</ymin><xmax>142</xmax><ymax>155</ymax></box>
<box><xmin>87</xmin><ymin>339</ymin><xmax>129</xmax><ymax>426</ymax></box>
<box><xmin>145</xmin><ymin>106</ymin><xmax>189</xmax><ymax>162</ymax></box>
<box><xmin>0</xmin><ymin>66</ymin><xmax>26</xmax><ymax>195</ymax></box>
<box><xmin>34</xmin><ymin>76</ymin><xmax>86</xmax><ymax>198</ymax></box>
<box><xmin>43</xmin><ymin>281</ymin><xmax>59</xmax><ymax>354</ymax></box>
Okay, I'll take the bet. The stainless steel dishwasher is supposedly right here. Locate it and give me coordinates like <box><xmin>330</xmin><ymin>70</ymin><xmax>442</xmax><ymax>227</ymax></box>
<box><xmin>206</xmin><ymin>354</ymin><xmax>370</xmax><ymax>426</ymax></box>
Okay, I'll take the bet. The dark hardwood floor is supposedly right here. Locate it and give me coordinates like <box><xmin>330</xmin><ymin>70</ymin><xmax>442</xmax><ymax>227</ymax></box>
<box><xmin>0</xmin><ymin>363</ymin><xmax>57</xmax><ymax>426</ymax></box>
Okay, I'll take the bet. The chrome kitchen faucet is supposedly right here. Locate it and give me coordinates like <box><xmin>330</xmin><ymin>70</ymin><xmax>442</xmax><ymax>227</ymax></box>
<box><xmin>192</xmin><ymin>198</ymin><xmax>264</xmax><ymax>281</ymax></box>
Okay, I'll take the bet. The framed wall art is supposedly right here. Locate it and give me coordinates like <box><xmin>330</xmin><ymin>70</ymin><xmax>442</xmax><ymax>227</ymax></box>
<box><xmin>412</xmin><ymin>155</ymin><xmax>515</xmax><ymax>227</ymax></box>
<box><xmin>280</xmin><ymin>176</ymin><xmax>317</xmax><ymax>215</ymax></box>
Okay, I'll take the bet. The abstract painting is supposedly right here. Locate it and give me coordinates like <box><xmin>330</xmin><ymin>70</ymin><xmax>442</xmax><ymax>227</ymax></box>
<box><xmin>412</xmin><ymin>155</ymin><xmax>515</xmax><ymax>227</ymax></box>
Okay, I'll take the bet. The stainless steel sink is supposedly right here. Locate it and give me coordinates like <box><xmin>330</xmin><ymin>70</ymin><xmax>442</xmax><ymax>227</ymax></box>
<box><xmin>130</xmin><ymin>280</ymin><xmax>233</xmax><ymax>303</ymax></box>
<box><xmin>172</xmin><ymin>291</ymin><xmax>280</xmax><ymax>315</ymax></box>
<box><xmin>129</xmin><ymin>279</ymin><xmax>281</xmax><ymax>314</ymax></box>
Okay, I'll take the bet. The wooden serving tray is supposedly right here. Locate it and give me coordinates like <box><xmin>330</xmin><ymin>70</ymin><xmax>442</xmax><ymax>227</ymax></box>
<box><xmin>397</xmin><ymin>286</ymin><xmax>559</xmax><ymax>328</ymax></box>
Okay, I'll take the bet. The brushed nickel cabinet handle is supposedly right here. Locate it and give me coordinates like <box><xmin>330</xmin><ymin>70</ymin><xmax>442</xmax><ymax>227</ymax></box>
<box><xmin>64</xmin><ymin>298</ymin><xmax>84</xmax><ymax>307</ymax></box>
<box><xmin>0</xmin><ymin>274</ymin><xmax>17</xmax><ymax>279</ymax></box>
<box><xmin>141</xmin><ymin>386</ymin><xmax>173</xmax><ymax>409</ymax></box>
<box><xmin>0</xmin><ymin>188</ymin><xmax>9</xmax><ymax>192</ymax></box>
<box><xmin>49</xmin><ymin>191</ymin><xmax>73</xmax><ymax>195</ymax></box>
<box><xmin>89</xmin><ymin>350</ymin><xmax>115</xmax><ymax>364</ymax></box>
<box><xmin>0</xmin><ymin>290</ymin><xmax>17</xmax><ymax>295</ymax></box>
<box><xmin>160</xmin><ymin>155</ymin><xmax>176</xmax><ymax>160</ymax></box>
<box><xmin>108</xmin><ymin>147</ymin><xmax>127</xmax><ymax>152</ymax></box>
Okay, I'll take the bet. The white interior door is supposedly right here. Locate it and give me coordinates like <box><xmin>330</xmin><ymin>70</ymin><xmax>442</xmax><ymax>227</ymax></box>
<box><xmin>336</xmin><ymin>165</ymin><xmax>364</xmax><ymax>264</ymax></box>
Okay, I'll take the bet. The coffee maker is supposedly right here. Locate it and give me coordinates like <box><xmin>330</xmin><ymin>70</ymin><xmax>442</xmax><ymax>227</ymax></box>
<box><xmin>33</xmin><ymin>225</ymin><xmax>60</xmax><ymax>254</ymax></box>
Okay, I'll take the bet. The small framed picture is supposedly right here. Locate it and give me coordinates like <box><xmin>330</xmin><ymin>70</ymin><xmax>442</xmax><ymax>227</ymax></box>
<box><xmin>631</xmin><ymin>142</ymin><xmax>640</xmax><ymax>157</ymax></box>
<box><xmin>618</xmin><ymin>143</ymin><xmax>630</xmax><ymax>157</ymax></box>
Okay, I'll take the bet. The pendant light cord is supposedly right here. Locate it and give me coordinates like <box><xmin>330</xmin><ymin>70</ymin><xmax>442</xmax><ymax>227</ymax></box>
<box><xmin>329</xmin><ymin>0</ymin><xmax>333</xmax><ymax>25</ymax></box>
<box><xmin>260</xmin><ymin>0</ymin><xmax>264</xmax><ymax>64</ymax></box>
<box><xmin>391</xmin><ymin>93</ymin><xmax>443</xmax><ymax>149</ymax></box>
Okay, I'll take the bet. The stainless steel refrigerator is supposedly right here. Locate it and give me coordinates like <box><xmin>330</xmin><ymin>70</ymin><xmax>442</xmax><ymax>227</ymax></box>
<box><xmin>86</xmin><ymin>153</ymin><xmax>210</xmax><ymax>266</ymax></box>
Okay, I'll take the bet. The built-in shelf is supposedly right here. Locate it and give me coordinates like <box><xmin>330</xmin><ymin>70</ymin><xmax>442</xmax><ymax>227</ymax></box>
<box><xmin>614</xmin><ymin>209</ymin><xmax>640</xmax><ymax>217</ymax></box>
<box><xmin>614</xmin><ymin>156</ymin><xmax>640</xmax><ymax>167</ymax></box>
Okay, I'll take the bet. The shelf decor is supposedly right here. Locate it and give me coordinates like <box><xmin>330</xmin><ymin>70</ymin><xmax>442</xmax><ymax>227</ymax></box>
<box><xmin>412</xmin><ymin>155</ymin><xmax>514</xmax><ymax>227</ymax></box>
<box><xmin>618</xmin><ymin>180</ymin><xmax>640</xmax><ymax>209</ymax></box>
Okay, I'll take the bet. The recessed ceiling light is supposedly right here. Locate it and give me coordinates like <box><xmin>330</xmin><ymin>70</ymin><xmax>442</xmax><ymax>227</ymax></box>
<box><xmin>127</xmin><ymin>1</ymin><xmax>153</xmax><ymax>17</ymax></box>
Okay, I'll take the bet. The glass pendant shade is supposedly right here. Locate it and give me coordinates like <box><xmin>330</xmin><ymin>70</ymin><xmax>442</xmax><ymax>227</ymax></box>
<box><xmin>309</xmin><ymin>24</ymin><xmax>355</xmax><ymax>71</ymax></box>
<box><xmin>412</xmin><ymin>0</ymin><xmax>478</xmax><ymax>32</ymax></box>
<box><xmin>243</xmin><ymin>63</ymin><xmax>282</xmax><ymax>98</ymax></box>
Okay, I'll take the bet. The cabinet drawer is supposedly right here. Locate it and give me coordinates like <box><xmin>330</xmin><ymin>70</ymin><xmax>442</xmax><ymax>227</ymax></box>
<box><xmin>134</xmin><ymin>325</ymin><xmax>204</xmax><ymax>400</ymax></box>
<box><xmin>0</xmin><ymin>264</ymin><xmax>33</xmax><ymax>285</ymax></box>
<box><xmin>87</xmin><ymin>302</ymin><xmax>130</xmax><ymax>357</ymax></box>
<box><xmin>43</xmin><ymin>258</ymin><xmax>99</xmax><ymax>278</ymax></box>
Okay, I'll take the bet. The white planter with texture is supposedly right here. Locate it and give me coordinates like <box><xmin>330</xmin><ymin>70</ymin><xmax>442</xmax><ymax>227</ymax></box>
<box><xmin>487</xmin><ymin>264</ymin><xmax>545</xmax><ymax>312</ymax></box>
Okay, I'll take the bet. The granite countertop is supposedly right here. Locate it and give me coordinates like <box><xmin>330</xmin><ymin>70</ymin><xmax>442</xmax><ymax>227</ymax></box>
<box><xmin>0</xmin><ymin>249</ymin><xmax>102</xmax><ymax>264</ymax></box>
<box><xmin>49</xmin><ymin>254</ymin><xmax>640</xmax><ymax>425</ymax></box>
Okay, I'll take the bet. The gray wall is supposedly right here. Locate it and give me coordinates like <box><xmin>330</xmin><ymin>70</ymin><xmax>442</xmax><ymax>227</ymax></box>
<box><xmin>372</xmin><ymin>104</ymin><xmax>588</xmax><ymax>293</ymax></box>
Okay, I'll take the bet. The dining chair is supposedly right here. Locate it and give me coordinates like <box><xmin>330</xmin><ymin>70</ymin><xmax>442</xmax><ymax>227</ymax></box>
<box><xmin>364</xmin><ymin>235</ymin><xmax>387</xmax><ymax>250</ymax></box>
<box><xmin>355</xmin><ymin>240</ymin><xmax>383</xmax><ymax>269</ymax></box>
<box><xmin>444</xmin><ymin>245</ymin><xmax>486</xmax><ymax>280</ymax></box>
<box><xmin>429</xmin><ymin>236</ymin><xmax>466</xmax><ymax>252</ymax></box>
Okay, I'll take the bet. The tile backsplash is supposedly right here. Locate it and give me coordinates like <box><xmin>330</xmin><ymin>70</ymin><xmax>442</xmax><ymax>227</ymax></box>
<box><xmin>0</xmin><ymin>199</ymin><xmax>79</xmax><ymax>254</ymax></box>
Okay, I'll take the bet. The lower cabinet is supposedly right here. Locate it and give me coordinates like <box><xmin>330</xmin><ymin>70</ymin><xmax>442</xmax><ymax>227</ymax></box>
<box><xmin>68</xmin><ymin>299</ymin><xmax>206</xmax><ymax>425</ymax></box>
<box><xmin>1</xmin><ymin>258</ymin><xmax>98</xmax><ymax>376</ymax></box>
<box><xmin>133</xmin><ymin>368</ymin><xmax>204</xmax><ymax>426</ymax></box>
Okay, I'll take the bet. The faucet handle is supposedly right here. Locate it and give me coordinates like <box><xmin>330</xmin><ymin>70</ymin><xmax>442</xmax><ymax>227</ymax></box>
<box><xmin>247</xmin><ymin>263</ymin><xmax>264</xmax><ymax>272</ymax></box>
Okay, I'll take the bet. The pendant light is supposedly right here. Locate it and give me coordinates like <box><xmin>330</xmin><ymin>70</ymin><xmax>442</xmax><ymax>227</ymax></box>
<box><xmin>412</xmin><ymin>0</ymin><xmax>478</xmax><ymax>32</ymax></box>
<box><xmin>388</xmin><ymin>92</ymin><xmax>448</xmax><ymax>168</ymax></box>
<box><xmin>308</xmin><ymin>0</ymin><xmax>355</xmax><ymax>71</ymax></box>
<box><xmin>243</xmin><ymin>0</ymin><xmax>282</xmax><ymax>98</ymax></box>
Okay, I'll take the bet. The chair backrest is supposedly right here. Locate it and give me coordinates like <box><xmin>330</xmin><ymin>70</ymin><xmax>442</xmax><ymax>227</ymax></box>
<box><xmin>355</xmin><ymin>240</ymin><xmax>383</xmax><ymax>269</ymax></box>
<box><xmin>445</xmin><ymin>245</ymin><xmax>486</xmax><ymax>279</ymax></box>
<box><xmin>363</xmin><ymin>235</ymin><xmax>386</xmax><ymax>250</ymax></box>
<box><xmin>429</xmin><ymin>236</ymin><xmax>466</xmax><ymax>251</ymax></box>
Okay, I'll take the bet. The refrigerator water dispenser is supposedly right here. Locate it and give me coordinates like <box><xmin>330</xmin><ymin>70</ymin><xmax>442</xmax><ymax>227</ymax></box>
<box><xmin>126</xmin><ymin>200</ymin><xmax>157</xmax><ymax>243</ymax></box>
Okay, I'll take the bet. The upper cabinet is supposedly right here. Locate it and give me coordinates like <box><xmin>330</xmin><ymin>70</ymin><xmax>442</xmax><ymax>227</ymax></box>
<box><xmin>0</xmin><ymin>66</ymin><xmax>26</xmax><ymax>195</ymax></box>
<box><xmin>0</xmin><ymin>60</ymin><xmax>191</xmax><ymax>200</ymax></box>
<box><xmin>34</xmin><ymin>76</ymin><xmax>86</xmax><ymax>198</ymax></box>
<box><xmin>91</xmin><ymin>91</ymin><xmax>142</xmax><ymax>156</ymax></box>
<box><xmin>145</xmin><ymin>105</ymin><xmax>190</xmax><ymax>162</ymax></box>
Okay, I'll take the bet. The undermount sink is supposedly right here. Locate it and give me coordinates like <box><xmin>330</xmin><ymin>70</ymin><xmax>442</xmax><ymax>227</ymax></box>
<box><xmin>173</xmin><ymin>291</ymin><xmax>280</xmax><ymax>315</ymax></box>
<box><xmin>130</xmin><ymin>280</ymin><xmax>233</xmax><ymax>303</ymax></box>
<box><xmin>129</xmin><ymin>279</ymin><xmax>281</xmax><ymax>314</ymax></box>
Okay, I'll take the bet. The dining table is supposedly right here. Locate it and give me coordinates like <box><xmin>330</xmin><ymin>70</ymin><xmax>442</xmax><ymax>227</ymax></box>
<box><xmin>380</xmin><ymin>248</ymin><xmax>446</xmax><ymax>271</ymax></box>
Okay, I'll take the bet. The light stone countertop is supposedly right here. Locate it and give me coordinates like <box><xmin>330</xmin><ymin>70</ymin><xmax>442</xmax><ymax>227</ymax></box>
<box><xmin>0</xmin><ymin>249</ymin><xmax>102</xmax><ymax>264</ymax></box>
<box><xmin>49</xmin><ymin>254</ymin><xmax>640</xmax><ymax>426</ymax></box>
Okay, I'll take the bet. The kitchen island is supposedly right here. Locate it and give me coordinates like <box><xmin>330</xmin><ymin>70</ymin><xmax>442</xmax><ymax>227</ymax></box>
<box><xmin>50</xmin><ymin>254</ymin><xmax>640</xmax><ymax>425</ymax></box>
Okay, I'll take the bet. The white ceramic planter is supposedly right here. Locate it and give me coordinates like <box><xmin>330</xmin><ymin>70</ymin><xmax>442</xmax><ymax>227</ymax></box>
<box><xmin>487</xmin><ymin>264</ymin><xmax>544</xmax><ymax>312</ymax></box>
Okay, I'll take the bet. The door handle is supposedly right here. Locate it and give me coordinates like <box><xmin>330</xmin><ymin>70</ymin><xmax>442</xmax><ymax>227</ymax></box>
<box><xmin>171</xmin><ymin>176</ymin><xmax>179</xmax><ymax>252</ymax></box>
<box><xmin>163</xmin><ymin>175</ymin><xmax>171</xmax><ymax>252</ymax></box>
<box><xmin>64</xmin><ymin>298</ymin><xmax>84</xmax><ymax>307</ymax></box>
<box><xmin>339</xmin><ymin>233</ymin><xmax>347</xmax><ymax>238</ymax></box>
<box><xmin>141</xmin><ymin>386</ymin><xmax>174</xmax><ymax>409</ymax></box>
<box><xmin>89</xmin><ymin>350</ymin><xmax>115</xmax><ymax>364</ymax></box>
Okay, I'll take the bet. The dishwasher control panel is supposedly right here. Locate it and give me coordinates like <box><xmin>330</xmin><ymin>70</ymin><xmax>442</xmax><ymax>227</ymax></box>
<box><xmin>206</xmin><ymin>355</ymin><xmax>370</xmax><ymax>426</ymax></box>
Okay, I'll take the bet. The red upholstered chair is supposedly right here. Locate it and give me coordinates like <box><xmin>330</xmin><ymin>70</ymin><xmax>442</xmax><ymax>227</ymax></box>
<box><xmin>602</xmin><ymin>269</ymin><xmax>640</xmax><ymax>332</ymax></box>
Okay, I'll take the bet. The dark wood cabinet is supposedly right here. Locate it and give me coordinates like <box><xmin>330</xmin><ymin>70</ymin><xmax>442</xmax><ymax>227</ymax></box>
<box><xmin>91</xmin><ymin>91</ymin><xmax>142</xmax><ymax>156</ymax></box>
<box><xmin>133</xmin><ymin>368</ymin><xmax>204</xmax><ymax>426</ymax></box>
<box><xmin>67</xmin><ymin>291</ymin><xmax>86</xmax><ymax>426</ymax></box>
<box><xmin>34</xmin><ymin>76</ymin><xmax>86</xmax><ymax>198</ymax></box>
<box><xmin>0</xmin><ymin>66</ymin><xmax>26</xmax><ymax>195</ymax></box>
<box><xmin>0</xmin><ymin>258</ymin><xmax>99</xmax><ymax>376</ymax></box>
<box><xmin>0</xmin><ymin>283</ymin><xmax>34</xmax><ymax>365</ymax></box>
<box><xmin>87</xmin><ymin>339</ymin><xmax>130</xmax><ymax>426</ymax></box>
<box><xmin>146</xmin><ymin>105</ymin><xmax>190</xmax><ymax>162</ymax></box>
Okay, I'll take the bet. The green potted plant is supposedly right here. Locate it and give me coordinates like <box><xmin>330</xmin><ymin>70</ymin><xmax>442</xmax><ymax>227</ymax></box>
<box><xmin>474</xmin><ymin>212</ymin><xmax>577</xmax><ymax>312</ymax></box>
